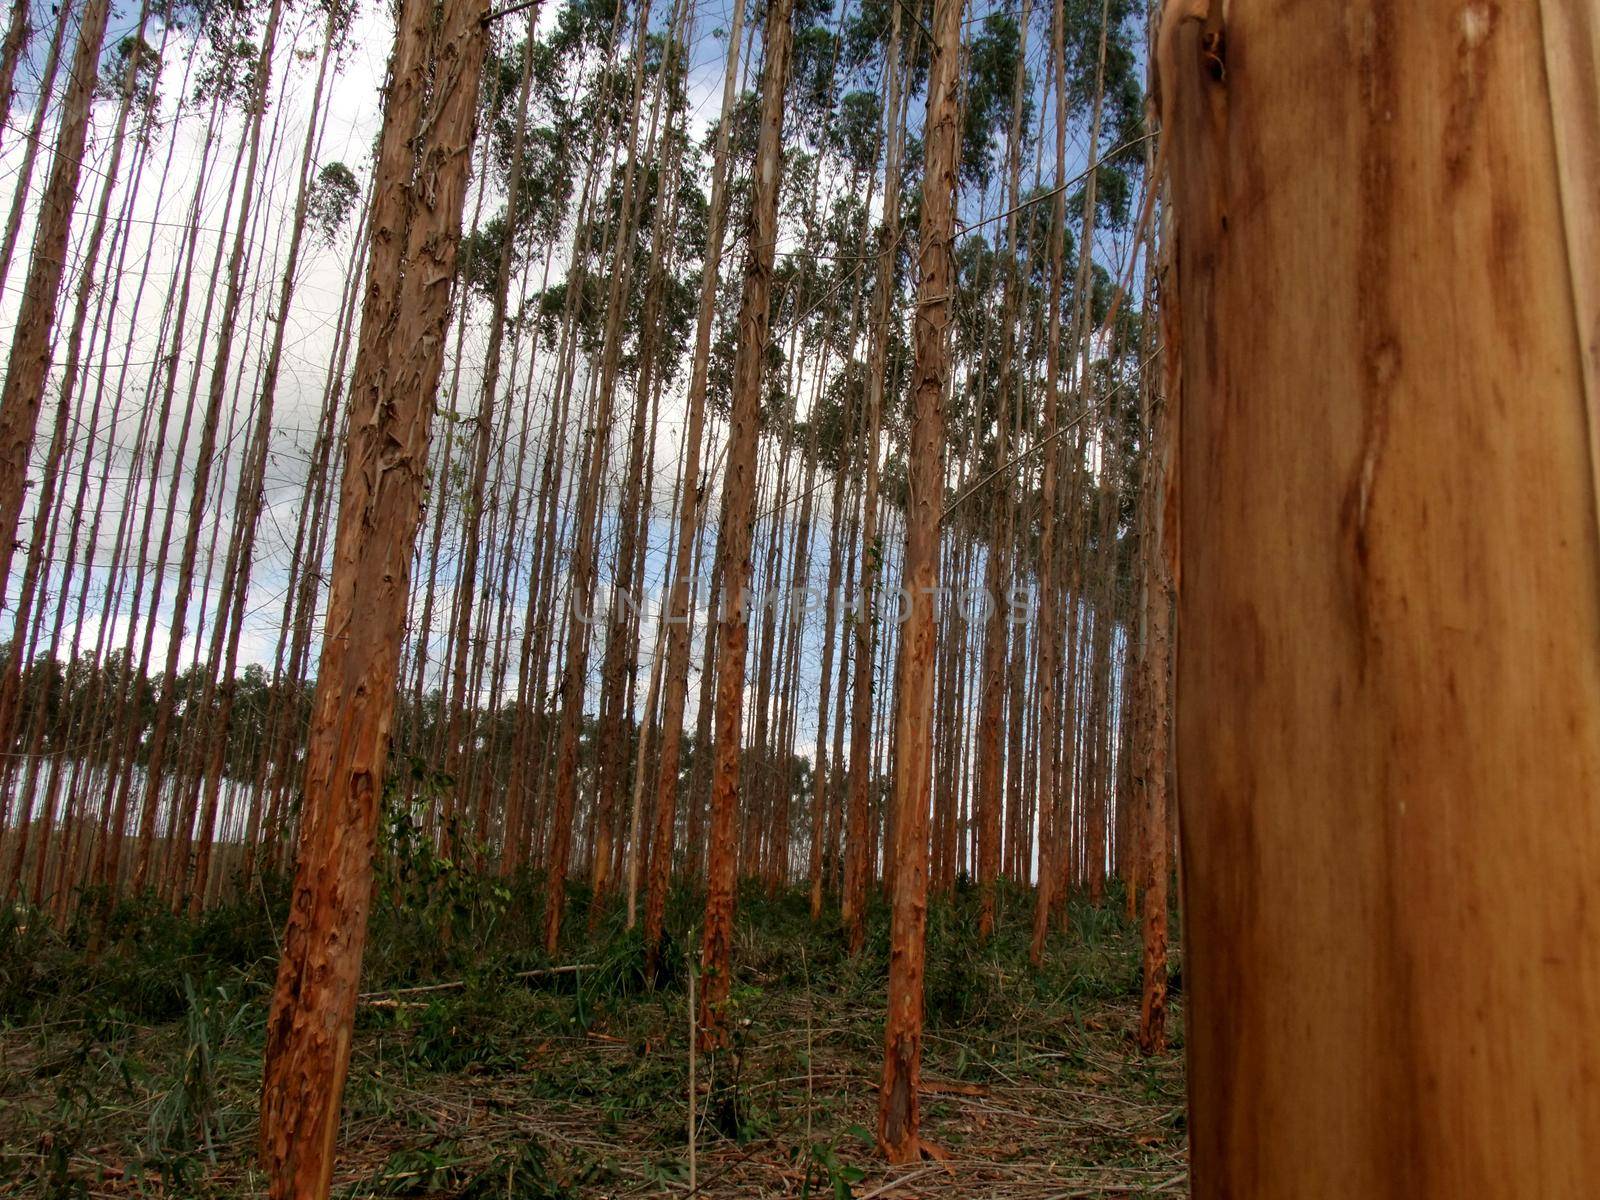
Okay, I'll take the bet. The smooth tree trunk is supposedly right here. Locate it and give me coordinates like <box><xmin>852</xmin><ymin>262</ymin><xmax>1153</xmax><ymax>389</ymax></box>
<box><xmin>877</xmin><ymin>0</ymin><xmax>960</xmax><ymax>1161</ymax></box>
<box><xmin>258</xmin><ymin>0</ymin><xmax>488</xmax><ymax>1192</ymax></box>
<box><xmin>974</xmin><ymin>0</ymin><xmax>1031</xmax><ymax>938</ymax></box>
<box><xmin>140</xmin><ymin>0</ymin><xmax>289</xmax><ymax>897</ymax></box>
<box><xmin>1163</xmin><ymin>2</ymin><xmax>1600</xmax><ymax>1195</ymax></box>
<box><xmin>185</xmin><ymin>3</ymin><xmax>348</xmax><ymax>913</ymax></box>
<box><xmin>0</xmin><ymin>0</ymin><xmax>69</xmax><ymax>299</ymax></box>
<box><xmin>439</xmin><ymin>5</ymin><xmax>542</xmax><ymax>826</ymax></box>
<box><xmin>1029</xmin><ymin>0</ymin><xmax>1074</xmax><ymax>966</ymax></box>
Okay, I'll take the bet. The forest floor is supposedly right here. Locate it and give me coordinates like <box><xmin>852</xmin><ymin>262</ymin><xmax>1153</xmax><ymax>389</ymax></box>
<box><xmin>0</xmin><ymin>876</ymin><xmax>1186</xmax><ymax>1198</ymax></box>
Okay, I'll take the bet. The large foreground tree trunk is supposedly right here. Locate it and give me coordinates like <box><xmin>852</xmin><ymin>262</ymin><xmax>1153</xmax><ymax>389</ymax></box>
<box><xmin>258</xmin><ymin>0</ymin><xmax>488</xmax><ymax>1194</ymax></box>
<box><xmin>876</xmin><ymin>0</ymin><xmax>960</xmax><ymax>1162</ymax></box>
<box><xmin>1164</xmin><ymin>3</ymin><xmax>1600</xmax><ymax>1196</ymax></box>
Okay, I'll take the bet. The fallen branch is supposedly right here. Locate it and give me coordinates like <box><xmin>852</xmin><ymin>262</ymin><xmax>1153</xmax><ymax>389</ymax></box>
<box><xmin>856</xmin><ymin>1165</ymin><xmax>942</xmax><ymax>1199</ymax></box>
<box><xmin>357</xmin><ymin>963</ymin><xmax>594</xmax><ymax>1004</ymax></box>
<box><xmin>919</xmin><ymin>1079</ymin><xmax>990</xmax><ymax>1097</ymax></box>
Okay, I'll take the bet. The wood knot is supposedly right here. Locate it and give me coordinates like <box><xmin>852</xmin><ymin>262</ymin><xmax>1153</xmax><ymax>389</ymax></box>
<box><xmin>1201</xmin><ymin>27</ymin><xmax>1226</xmax><ymax>83</ymax></box>
<box><xmin>1459</xmin><ymin>1</ymin><xmax>1496</xmax><ymax>50</ymax></box>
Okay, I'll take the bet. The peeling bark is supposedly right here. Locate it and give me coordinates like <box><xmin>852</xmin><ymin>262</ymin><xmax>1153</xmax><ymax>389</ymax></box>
<box><xmin>258</xmin><ymin>0</ymin><xmax>489</xmax><ymax>1193</ymax></box>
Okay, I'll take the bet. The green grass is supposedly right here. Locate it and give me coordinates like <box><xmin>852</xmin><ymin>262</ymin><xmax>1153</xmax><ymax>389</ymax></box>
<box><xmin>0</xmin><ymin>876</ymin><xmax>1185</xmax><ymax>1198</ymax></box>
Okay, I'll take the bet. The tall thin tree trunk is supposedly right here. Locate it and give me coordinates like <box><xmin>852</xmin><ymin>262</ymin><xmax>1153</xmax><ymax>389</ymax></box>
<box><xmin>133</xmin><ymin>2</ymin><xmax>287</xmax><ymax>893</ymax></box>
<box><xmin>697</xmin><ymin>0</ymin><xmax>794</xmax><ymax>1050</ymax></box>
<box><xmin>185</xmin><ymin>10</ymin><xmax>344</xmax><ymax>913</ymax></box>
<box><xmin>439</xmin><ymin>6</ymin><xmax>541</xmax><ymax>831</ymax></box>
<box><xmin>0</xmin><ymin>0</ymin><xmax>69</xmax><ymax>298</ymax></box>
<box><xmin>0</xmin><ymin>0</ymin><xmax>111</xmax><ymax>600</ymax></box>
<box><xmin>843</xmin><ymin>16</ymin><xmax>907</xmax><ymax>952</ymax></box>
<box><xmin>1136</xmin><ymin>361</ymin><xmax>1171</xmax><ymax>1052</ymax></box>
<box><xmin>640</xmin><ymin>0</ymin><xmax>745</xmax><ymax>939</ymax></box>
<box><xmin>877</xmin><ymin>0</ymin><xmax>960</xmax><ymax>1159</ymax></box>
<box><xmin>0</xmin><ymin>0</ymin><xmax>31</xmax><ymax>150</ymax></box>
<box><xmin>543</xmin><ymin>1</ymin><xmax>656</xmax><ymax>953</ymax></box>
<box><xmin>258</xmin><ymin>0</ymin><xmax>488</xmax><ymax>1192</ymax></box>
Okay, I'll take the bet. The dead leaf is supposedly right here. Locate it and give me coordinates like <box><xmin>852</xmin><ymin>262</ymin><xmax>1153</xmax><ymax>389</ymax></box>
<box><xmin>918</xmin><ymin>1138</ymin><xmax>955</xmax><ymax>1173</ymax></box>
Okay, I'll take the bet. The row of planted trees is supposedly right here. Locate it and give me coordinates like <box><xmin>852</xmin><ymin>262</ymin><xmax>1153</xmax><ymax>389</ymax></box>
<box><xmin>0</xmin><ymin>0</ymin><xmax>1176</xmax><ymax>1190</ymax></box>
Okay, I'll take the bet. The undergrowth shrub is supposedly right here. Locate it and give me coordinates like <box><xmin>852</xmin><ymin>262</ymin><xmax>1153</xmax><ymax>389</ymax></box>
<box><xmin>360</xmin><ymin>1136</ymin><xmax>599</xmax><ymax>1199</ymax></box>
<box><xmin>404</xmin><ymin>986</ymin><xmax>524</xmax><ymax>1074</ymax></box>
<box><xmin>924</xmin><ymin>898</ymin><xmax>1002</xmax><ymax>1027</ymax></box>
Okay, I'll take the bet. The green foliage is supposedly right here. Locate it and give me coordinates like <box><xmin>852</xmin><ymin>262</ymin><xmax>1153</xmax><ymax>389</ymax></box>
<box><xmin>573</xmin><ymin>928</ymin><xmax>649</xmax><ymax>1021</ymax></box>
<box><xmin>0</xmin><ymin>644</ymin><xmax>310</xmax><ymax>789</ymax></box>
<box><xmin>398</xmin><ymin>985</ymin><xmax>525</xmax><ymax>1075</ymax></box>
<box><xmin>371</xmin><ymin>762</ymin><xmax>514</xmax><ymax>981</ymax></box>
<box><xmin>190</xmin><ymin>0</ymin><xmax>271</xmax><ymax>114</ymax></box>
<box><xmin>791</xmin><ymin>25</ymin><xmax>843</xmax><ymax>140</ymax></box>
<box><xmin>0</xmin><ymin>887</ymin><xmax>283</xmax><ymax>1027</ymax></box>
<box><xmin>961</xmin><ymin>12</ymin><xmax>1030</xmax><ymax>189</ymax></box>
<box><xmin>798</xmin><ymin>1127</ymin><xmax>874</xmax><ymax>1199</ymax></box>
<box><xmin>1</xmin><ymin>874</ymin><xmax>1183</xmax><ymax>1196</ymax></box>
<box><xmin>98</xmin><ymin>34</ymin><xmax>163</xmax><ymax>119</ymax></box>
<box><xmin>459</xmin><ymin>1141</ymin><xmax>588</xmax><ymax>1200</ymax></box>
<box><xmin>362</xmin><ymin>1141</ymin><xmax>474</xmax><ymax>1196</ymax></box>
<box><xmin>924</xmin><ymin>894</ymin><xmax>1004</xmax><ymax>1027</ymax></box>
<box><xmin>307</xmin><ymin>161</ymin><xmax>361</xmax><ymax>245</ymax></box>
<box><xmin>360</xmin><ymin>1135</ymin><xmax>598</xmax><ymax>1198</ymax></box>
<box><xmin>829</xmin><ymin>90</ymin><xmax>883</xmax><ymax>175</ymax></box>
<box><xmin>0</xmin><ymin>902</ymin><xmax>55</xmax><ymax>1017</ymax></box>
<box><xmin>145</xmin><ymin>974</ymin><xmax>264</xmax><ymax>1168</ymax></box>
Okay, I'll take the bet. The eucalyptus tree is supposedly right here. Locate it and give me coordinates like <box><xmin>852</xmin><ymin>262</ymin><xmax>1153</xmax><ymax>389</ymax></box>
<box><xmin>0</xmin><ymin>0</ymin><xmax>71</xmax><ymax>298</ymax></box>
<box><xmin>259</xmin><ymin>0</ymin><xmax>492</xmax><ymax>1190</ymax></box>
<box><xmin>182</xmin><ymin>0</ymin><xmax>357</xmax><ymax>911</ymax></box>
<box><xmin>246</xmin><ymin>173</ymin><xmax>368</xmax><ymax>887</ymax></box>
<box><xmin>638</xmin><ymin>0</ymin><xmax>753</xmax><ymax>973</ymax></box>
<box><xmin>72</xmin><ymin>21</ymin><xmax>215</xmax><ymax>896</ymax></box>
<box><xmin>1069</xmin><ymin>0</ymin><xmax>1113</xmax><ymax>909</ymax></box>
<box><xmin>132</xmin><ymin>0</ymin><xmax>288</xmax><ymax>893</ymax></box>
<box><xmin>0</xmin><ymin>0</ymin><xmax>29</xmax><ymax>146</ymax></box>
<box><xmin>590</xmin><ymin>3</ymin><xmax>697</xmax><ymax>920</ymax></box>
<box><xmin>435</xmin><ymin>13</ymin><xmax>547</xmax><ymax>839</ymax></box>
<box><xmin>1134</xmin><ymin>189</ymin><xmax>1170</xmax><ymax>1054</ymax></box>
<box><xmin>111</xmin><ymin>50</ymin><xmax>252</xmax><ymax>892</ymax></box>
<box><xmin>0</xmin><ymin>0</ymin><xmax>158</xmax><ymax>901</ymax></box>
<box><xmin>965</xmin><ymin>3</ymin><xmax>1031</xmax><ymax>940</ymax></box>
<box><xmin>842</xmin><ymin>0</ymin><xmax>910</xmax><ymax>953</ymax></box>
<box><xmin>0</xmin><ymin>0</ymin><xmax>113</xmax><ymax>602</ymax></box>
<box><xmin>1164</xmin><ymin>2</ymin><xmax>1600</xmax><ymax>1193</ymax></box>
<box><xmin>878</xmin><ymin>0</ymin><xmax>961</xmax><ymax>1157</ymax></box>
<box><xmin>543</xmin><ymin>0</ymin><xmax>666</xmax><ymax>953</ymax></box>
<box><xmin>697</xmin><ymin>0</ymin><xmax>796</xmax><ymax>1050</ymax></box>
